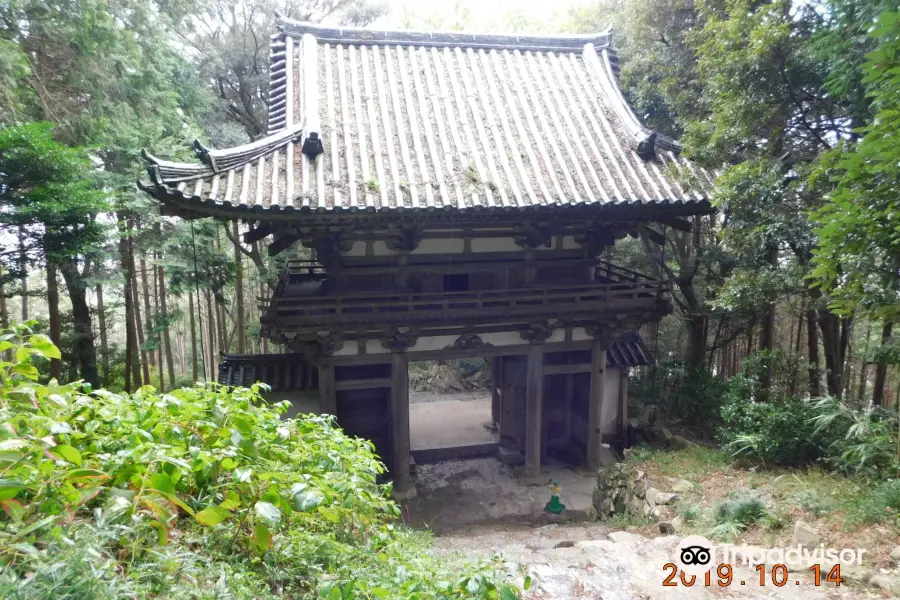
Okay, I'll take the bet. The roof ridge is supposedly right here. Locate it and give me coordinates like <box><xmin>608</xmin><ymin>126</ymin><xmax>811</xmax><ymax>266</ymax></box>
<box><xmin>274</xmin><ymin>15</ymin><xmax>613</xmax><ymax>52</ymax></box>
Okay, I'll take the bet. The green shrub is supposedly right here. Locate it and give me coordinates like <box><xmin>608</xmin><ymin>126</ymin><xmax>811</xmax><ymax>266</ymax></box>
<box><xmin>710</xmin><ymin>495</ymin><xmax>767</xmax><ymax>539</ymax></box>
<box><xmin>630</xmin><ymin>363</ymin><xmax>727</xmax><ymax>430</ymax></box>
<box><xmin>853</xmin><ymin>479</ymin><xmax>900</xmax><ymax>525</ymax></box>
<box><xmin>0</xmin><ymin>322</ymin><xmax>520</xmax><ymax>599</ymax></box>
<box><xmin>718</xmin><ymin>376</ymin><xmax>830</xmax><ymax>466</ymax></box>
<box><xmin>809</xmin><ymin>397</ymin><xmax>899</xmax><ymax>478</ymax></box>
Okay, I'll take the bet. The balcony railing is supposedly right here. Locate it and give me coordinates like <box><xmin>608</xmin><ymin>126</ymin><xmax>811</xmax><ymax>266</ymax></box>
<box><xmin>260</xmin><ymin>276</ymin><xmax>669</xmax><ymax>328</ymax></box>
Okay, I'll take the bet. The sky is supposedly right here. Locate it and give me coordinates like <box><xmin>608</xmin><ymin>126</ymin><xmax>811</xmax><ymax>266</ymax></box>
<box><xmin>376</xmin><ymin>0</ymin><xmax>590</xmax><ymax>33</ymax></box>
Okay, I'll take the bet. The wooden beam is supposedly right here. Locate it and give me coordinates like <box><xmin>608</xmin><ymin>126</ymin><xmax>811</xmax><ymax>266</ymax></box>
<box><xmin>542</xmin><ymin>362</ymin><xmax>592</xmax><ymax>375</ymax></box>
<box><xmin>524</xmin><ymin>344</ymin><xmax>544</xmax><ymax>479</ymax></box>
<box><xmin>335</xmin><ymin>377</ymin><xmax>390</xmax><ymax>391</ymax></box>
<box><xmin>619</xmin><ymin>369</ymin><xmax>629</xmax><ymax>446</ymax></box>
<box><xmin>390</xmin><ymin>352</ymin><xmax>411</xmax><ymax>495</ymax></box>
<box><xmin>491</xmin><ymin>357</ymin><xmax>502</xmax><ymax>429</ymax></box>
<box><xmin>586</xmin><ymin>342</ymin><xmax>606</xmax><ymax>471</ymax></box>
<box><xmin>319</xmin><ymin>363</ymin><xmax>336</xmax><ymax>415</ymax></box>
<box><xmin>243</xmin><ymin>224</ymin><xmax>274</xmax><ymax>244</ymax></box>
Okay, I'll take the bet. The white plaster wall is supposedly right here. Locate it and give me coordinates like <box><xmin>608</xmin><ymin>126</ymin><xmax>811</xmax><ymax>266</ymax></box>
<box><xmin>344</xmin><ymin>240</ymin><xmax>367</xmax><ymax>257</ymax></box>
<box><xmin>414</xmin><ymin>238</ymin><xmax>465</xmax><ymax>255</ymax></box>
<box><xmin>600</xmin><ymin>368</ymin><xmax>621</xmax><ymax>437</ymax></box>
<box><xmin>572</xmin><ymin>327</ymin><xmax>591</xmax><ymax>341</ymax></box>
<box><xmin>470</xmin><ymin>237</ymin><xmax>520</xmax><ymax>253</ymax></box>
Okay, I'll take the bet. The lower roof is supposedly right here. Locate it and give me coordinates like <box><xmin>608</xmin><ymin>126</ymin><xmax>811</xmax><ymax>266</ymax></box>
<box><xmin>217</xmin><ymin>331</ymin><xmax>654</xmax><ymax>392</ymax></box>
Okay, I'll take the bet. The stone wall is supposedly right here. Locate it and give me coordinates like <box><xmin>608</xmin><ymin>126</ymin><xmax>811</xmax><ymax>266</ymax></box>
<box><xmin>592</xmin><ymin>462</ymin><xmax>672</xmax><ymax>521</ymax></box>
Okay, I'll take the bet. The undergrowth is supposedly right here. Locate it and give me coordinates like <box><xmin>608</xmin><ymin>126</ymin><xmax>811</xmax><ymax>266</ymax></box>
<box><xmin>0</xmin><ymin>322</ymin><xmax>520</xmax><ymax>599</ymax></box>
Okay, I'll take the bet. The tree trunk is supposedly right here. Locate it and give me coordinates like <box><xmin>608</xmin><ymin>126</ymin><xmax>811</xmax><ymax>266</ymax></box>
<box><xmin>19</xmin><ymin>228</ymin><xmax>28</xmax><ymax>321</ymax></box>
<box><xmin>140</xmin><ymin>258</ymin><xmax>157</xmax><ymax>386</ymax></box>
<box><xmin>857</xmin><ymin>322</ymin><xmax>873</xmax><ymax>404</ymax></box>
<box><xmin>158</xmin><ymin>263</ymin><xmax>176</xmax><ymax>386</ymax></box>
<box><xmin>46</xmin><ymin>264</ymin><xmax>62</xmax><ymax>381</ymax></box>
<box><xmin>685</xmin><ymin>313</ymin><xmax>706</xmax><ymax>373</ymax></box>
<box><xmin>205</xmin><ymin>290</ymin><xmax>217</xmax><ymax>381</ymax></box>
<box><xmin>118</xmin><ymin>215</ymin><xmax>142</xmax><ymax>391</ymax></box>
<box><xmin>819</xmin><ymin>311</ymin><xmax>849</xmax><ymax>398</ymax></box>
<box><xmin>189</xmin><ymin>292</ymin><xmax>199</xmax><ymax>382</ymax></box>
<box><xmin>807</xmin><ymin>308</ymin><xmax>822</xmax><ymax>397</ymax></box>
<box><xmin>96</xmin><ymin>284</ymin><xmax>109</xmax><ymax>386</ymax></box>
<box><xmin>59</xmin><ymin>257</ymin><xmax>99</xmax><ymax>387</ymax></box>
<box><xmin>260</xmin><ymin>281</ymin><xmax>269</xmax><ymax>353</ymax></box>
<box><xmin>872</xmin><ymin>321</ymin><xmax>893</xmax><ymax>407</ymax></box>
<box><xmin>233</xmin><ymin>221</ymin><xmax>247</xmax><ymax>353</ymax></box>
<box><xmin>151</xmin><ymin>258</ymin><xmax>164</xmax><ymax>391</ymax></box>
<box><xmin>0</xmin><ymin>276</ymin><xmax>9</xmax><ymax>361</ymax></box>
<box><xmin>132</xmin><ymin>251</ymin><xmax>149</xmax><ymax>384</ymax></box>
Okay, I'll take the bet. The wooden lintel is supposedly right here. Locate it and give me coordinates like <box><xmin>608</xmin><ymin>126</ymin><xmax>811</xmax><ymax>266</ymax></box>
<box><xmin>335</xmin><ymin>377</ymin><xmax>391</xmax><ymax>391</ymax></box>
<box><xmin>542</xmin><ymin>362</ymin><xmax>592</xmax><ymax>375</ymax></box>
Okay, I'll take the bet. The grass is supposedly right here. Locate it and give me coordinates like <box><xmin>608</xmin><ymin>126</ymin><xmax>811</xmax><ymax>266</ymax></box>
<box><xmin>629</xmin><ymin>446</ymin><xmax>900</xmax><ymax>569</ymax></box>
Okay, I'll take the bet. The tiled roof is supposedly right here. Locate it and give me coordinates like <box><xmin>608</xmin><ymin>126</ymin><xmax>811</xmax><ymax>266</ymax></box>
<box><xmin>606</xmin><ymin>330</ymin><xmax>655</xmax><ymax>368</ymax></box>
<box><xmin>140</xmin><ymin>19</ymin><xmax>714</xmax><ymax>216</ymax></box>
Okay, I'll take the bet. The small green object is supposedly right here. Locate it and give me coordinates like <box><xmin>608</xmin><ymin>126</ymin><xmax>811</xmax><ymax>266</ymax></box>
<box><xmin>545</xmin><ymin>480</ymin><xmax>566</xmax><ymax>514</ymax></box>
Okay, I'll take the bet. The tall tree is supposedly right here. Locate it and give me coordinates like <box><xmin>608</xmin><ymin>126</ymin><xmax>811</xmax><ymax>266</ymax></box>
<box><xmin>169</xmin><ymin>0</ymin><xmax>388</xmax><ymax>139</ymax></box>
<box><xmin>0</xmin><ymin>123</ymin><xmax>105</xmax><ymax>385</ymax></box>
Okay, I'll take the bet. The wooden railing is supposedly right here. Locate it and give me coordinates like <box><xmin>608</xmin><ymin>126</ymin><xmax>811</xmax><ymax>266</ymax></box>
<box><xmin>260</xmin><ymin>278</ymin><xmax>669</xmax><ymax>325</ymax></box>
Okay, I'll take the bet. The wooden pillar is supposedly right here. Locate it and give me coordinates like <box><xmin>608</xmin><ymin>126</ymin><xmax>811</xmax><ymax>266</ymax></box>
<box><xmin>318</xmin><ymin>362</ymin><xmax>336</xmax><ymax>415</ymax></box>
<box><xmin>390</xmin><ymin>351</ymin><xmax>411</xmax><ymax>495</ymax></box>
<box><xmin>587</xmin><ymin>341</ymin><xmax>607</xmax><ymax>471</ymax></box>
<box><xmin>524</xmin><ymin>344</ymin><xmax>544</xmax><ymax>479</ymax></box>
<box><xmin>491</xmin><ymin>356</ymin><xmax>502</xmax><ymax>429</ymax></box>
<box><xmin>619</xmin><ymin>369</ymin><xmax>629</xmax><ymax>446</ymax></box>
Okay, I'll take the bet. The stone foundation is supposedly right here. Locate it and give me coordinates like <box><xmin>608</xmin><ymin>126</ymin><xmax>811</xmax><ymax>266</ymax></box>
<box><xmin>592</xmin><ymin>462</ymin><xmax>660</xmax><ymax>521</ymax></box>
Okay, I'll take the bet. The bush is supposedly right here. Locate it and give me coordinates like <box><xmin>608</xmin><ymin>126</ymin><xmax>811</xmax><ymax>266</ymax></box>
<box><xmin>710</xmin><ymin>495</ymin><xmax>768</xmax><ymax>540</ymax></box>
<box><xmin>853</xmin><ymin>479</ymin><xmax>900</xmax><ymax>525</ymax></box>
<box><xmin>630</xmin><ymin>363</ymin><xmax>727</xmax><ymax>430</ymax></box>
<box><xmin>718</xmin><ymin>375</ymin><xmax>832</xmax><ymax>466</ymax></box>
<box><xmin>0</xmin><ymin>322</ymin><xmax>520</xmax><ymax>599</ymax></box>
<box><xmin>809</xmin><ymin>397</ymin><xmax>899</xmax><ymax>479</ymax></box>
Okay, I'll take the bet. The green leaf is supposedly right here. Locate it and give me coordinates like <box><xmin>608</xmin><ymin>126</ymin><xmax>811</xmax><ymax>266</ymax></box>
<box><xmin>152</xmin><ymin>490</ymin><xmax>195</xmax><ymax>517</ymax></box>
<box><xmin>0</xmin><ymin>480</ymin><xmax>28</xmax><ymax>500</ymax></box>
<box><xmin>253</xmin><ymin>522</ymin><xmax>272</xmax><ymax>553</ymax></box>
<box><xmin>12</xmin><ymin>363</ymin><xmax>39</xmax><ymax>380</ymax></box>
<box><xmin>65</xmin><ymin>469</ymin><xmax>110</xmax><ymax>483</ymax></box>
<box><xmin>0</xmin><ymin>499</ymin><xmax>25</xmax><ymax>522</ymax></box>
<box><xmin>49</xmin><ymin>444</ymin><xmax>82</xmax><ymax>466</ymax></box>
<box><xmin>254</xmin><ymin>501</ymin><xmax>281</xmax><ymax>527</ymax></box>
<box><xmin>501</xmin><ymin>585</ymin><xmax>520</xmax><ymax>600</ymax></box>
<box><xmin>150</xmin><ymin>472</ymin><xmax>175</xmax><ymax>494</ymax></box>
<box><xmin>317</xmin><ymin>506</ymin><xmax>341</xmax><ymax>523</ymax></box>
<box><xmin>523</xmin><ymin>574</ymin><xmax>532</xmax><ymax>590</ymax></box>
<box><xmin>293</xmin><ymin>489</ymin><xmax>324</xmax><ymax>512</ymax></box>
<box><xmin>148</xmin><ymin>520</ymin><xmax>169</xmax><ymax>545</ymax></box>
<box><xmin>29</xmin><ymin>335</ymin><xmax>61</xmax><ymax>359</ymax></box>
<box><xmin>195</xmin><ymin>506</ymin><xmax>231</xmax><ymax>526</ymax></box>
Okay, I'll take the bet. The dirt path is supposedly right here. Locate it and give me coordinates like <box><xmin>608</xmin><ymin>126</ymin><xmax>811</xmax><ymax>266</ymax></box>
<box><xmin>432</xmin><ymin>523</ymin><xmax>878</xmax><ymax>599</ymax></box>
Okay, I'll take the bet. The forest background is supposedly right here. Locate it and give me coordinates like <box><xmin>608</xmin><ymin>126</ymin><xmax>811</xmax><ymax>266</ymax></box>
<box><xmin>2</xmin><ymin>0</ymin><xmax>900</xmax><ymax>446</ymax></box>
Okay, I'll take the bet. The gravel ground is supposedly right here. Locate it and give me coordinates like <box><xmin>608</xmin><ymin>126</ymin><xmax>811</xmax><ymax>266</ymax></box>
<box><xmin>433</xmin><ymin>524</ymin><xmax>881</xmax><ymax>600</ymax></box>
<box><xmin>410</xmin><ymin>389</ymin><xmax>491</xmax><ymax>404</ymax></box>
